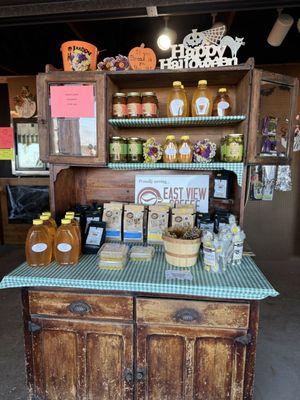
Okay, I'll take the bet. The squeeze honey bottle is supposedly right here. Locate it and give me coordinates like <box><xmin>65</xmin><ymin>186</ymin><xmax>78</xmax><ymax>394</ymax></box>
<box><xmin>167</xmin><ymin>81</ymin><xmax>189</xmax><ymax>117</ymax></box>
<box><xmin>163</xmin><ymin>135</ymin><xmax>178</xmax><ymax>163</ymax></box>
<box><xmin>65</xmin><ymin>213</ymin><xmax>82</xmax><ymax>256</ymax></box>
<box><xmin>26</xmin><ymin>219</ymin><xmax>52</xmax><ymax>267</ymax></box>
<box><xmin>178</xmin><ymin>135</ymin><xmax>193</xmax><ymax>163</ymax></box>
<box><xmin>54</xmin><ymin>219</ymin><xmax>79</xmax><ymax>265</ymax></box>
<box><xmin>42</xmin><ymin>211</ymin><xmax>57</xmax><ymax>229</ymax></box>
<box><xmin>40</xmin><ymin>214</ymin><xmax>56</xmax><ymax>240</ymax></box>
<box><xmin>191</xmin><ymin>80</ymin><xmax>212</xmax><ymax>117</ymax></box>
<box><xmin>212</xmin><ymin>88</ymin><xmax>232</xmax><ymax>116</ymax></box>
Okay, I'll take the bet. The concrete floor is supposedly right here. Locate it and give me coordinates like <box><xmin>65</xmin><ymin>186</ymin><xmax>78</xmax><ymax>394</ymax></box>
<box><xmin>0</xmin><ymin>245</ymin><xmax>299</xmax><ymax>400</ymax></box>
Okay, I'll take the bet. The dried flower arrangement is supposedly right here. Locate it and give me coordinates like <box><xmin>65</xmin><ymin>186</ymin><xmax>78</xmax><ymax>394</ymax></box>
<box><xmin>163</xmin><ymin>226</ymin><xmax>201</xmax><ymax>240</ymax></box>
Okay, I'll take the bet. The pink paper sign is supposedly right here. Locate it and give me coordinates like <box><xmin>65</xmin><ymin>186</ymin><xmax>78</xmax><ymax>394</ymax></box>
<box><xmin>50</xmin><ymin>85</ymin><xmax>95</xmax><ymax>118</ymax></box>
<box><xmin>0</xmin><ymin>127</ymin><xmax>13</xmax><ymax>149</ymax></box>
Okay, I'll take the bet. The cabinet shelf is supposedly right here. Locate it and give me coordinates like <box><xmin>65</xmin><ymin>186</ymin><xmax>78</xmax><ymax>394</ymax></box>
<box><xmin>107</xmin><ymin>162</ymin><xmax>244</xmax><ymax>186</ymax></box>
<box><xmin>108</xmin><ymin>115</ymin><xmax>246</xmax><ymax>129</ymax></box>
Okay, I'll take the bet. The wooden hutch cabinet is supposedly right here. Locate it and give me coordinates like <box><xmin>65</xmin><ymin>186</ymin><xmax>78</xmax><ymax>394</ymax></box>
<box><xmin>17</xmin><ymin>60</ymin><xmax>296</xmax><ymax>400</ymax></box>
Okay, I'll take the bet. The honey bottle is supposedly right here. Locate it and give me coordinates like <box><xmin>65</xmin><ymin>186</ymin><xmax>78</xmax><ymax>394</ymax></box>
<box><xmin>42</xmin><ymin>211</ymin><xmax>57</xmax><ymax>229</ymax></box>
<box><xmin>54</xmin><ymin>219</ymin><xmax>79</xmax><ymax>265</ymax></box>
<box><xmin>40</xmin><ymin>214</ymin><xmax>56</xmax><ymax>240</ymax></box>
<box><xmin>26</xmin><ymin>219</ymin><xmax>52</xmax><ymax>267</ymax></box>
<box><xmin>191</xmin><ymin>80</ymin><xmax>212</xmax><ymax>117</ymax></box>
<box><xmin>167</xmin><ymin>81</ymin><xmax>189</xmax><ymax>117</ymax></box>
<box><xmin>178</xmin><ymin>135</ymin><xmax>193</xmax><ymax>163</ymax></box>
<box><xmin>212</xmin><ymin>88</ymin><xmax>232</xmax><ymax>117</ymax></box>
<box><xmin>163</xmin><ymin>135</ymin><xmax>178</xmax><ymax>163</ymax></box>
<box><xmin>65</xmin><ymin>213</ymin><xmax>82</xmax><ymax>256</ymax></box>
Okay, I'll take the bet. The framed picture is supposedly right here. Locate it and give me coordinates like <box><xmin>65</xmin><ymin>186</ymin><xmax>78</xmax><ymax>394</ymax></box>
<box><xmin>11</xmin><ymin>118</ymin><xmax>48</xmax><ymax>175</ymax></box>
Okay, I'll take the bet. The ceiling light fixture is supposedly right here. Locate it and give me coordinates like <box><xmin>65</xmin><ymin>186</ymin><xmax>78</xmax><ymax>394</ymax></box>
<box><xmin>157</xmin><ymin>17</ymin><xmax>177</xmax><ymax>51</ymax></box>
<box><xmin>267</xmin><ymin>9</ymin><xmax>294</xmax><ymax>46</ymax></box>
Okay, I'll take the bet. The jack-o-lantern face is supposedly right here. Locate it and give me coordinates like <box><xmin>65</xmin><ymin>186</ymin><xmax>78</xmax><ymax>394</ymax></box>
<box><xmin>183</xmin><ymin>29</ymin><xmax>204</xmax><ymax>48</ymax></box>
<box><xmin>128</xmin><ymin>45</ymin><xmax>157</xmax><ymax>70</ymax></box>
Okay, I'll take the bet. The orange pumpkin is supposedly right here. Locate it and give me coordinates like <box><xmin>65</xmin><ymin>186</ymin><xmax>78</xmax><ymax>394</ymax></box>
<box><xmin>128</xmin><ymin>44</ymin><xmax>157</xmax><ymax>70</ymax></box>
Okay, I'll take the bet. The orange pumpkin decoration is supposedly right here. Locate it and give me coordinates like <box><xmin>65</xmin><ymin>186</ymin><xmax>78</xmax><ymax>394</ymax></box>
<box><xmin>128</xmin><ymin>44</ymin><xmax>157</xmax><ymax>70</ymax></box>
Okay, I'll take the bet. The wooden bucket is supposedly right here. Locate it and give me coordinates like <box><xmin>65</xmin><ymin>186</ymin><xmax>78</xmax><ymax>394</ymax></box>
<box><xmin>162</xmin><ymin>235</ymin><xmax>201</xmax><ymax>267</ymax></box>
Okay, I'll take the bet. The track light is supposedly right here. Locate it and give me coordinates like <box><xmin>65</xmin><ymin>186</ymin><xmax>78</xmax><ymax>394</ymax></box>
<box><xmin>157</xmin><ymin>17</ymin><xmax>177</xmax><ymax>51</ymax></box>
<box><xmin>267</xmin><ymin>10</ymin><xmax>294</xmax><ymax>46</ymax></box>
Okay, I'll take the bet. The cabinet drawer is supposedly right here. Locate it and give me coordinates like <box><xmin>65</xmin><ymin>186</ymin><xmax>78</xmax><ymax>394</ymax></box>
<box><xmin>136</xmin><ymin>298</ymin><xmax>249</xmax><ymax>329</ymax></box>
<box><xmin>29</xmin><ymin>291</ymin><xmax>133</xmax><ymax>321</ymax></box>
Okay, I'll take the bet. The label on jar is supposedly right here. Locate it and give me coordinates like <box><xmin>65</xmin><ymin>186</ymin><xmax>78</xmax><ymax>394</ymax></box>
<box><xmin>195</xmin><ymin>97</ymin><xmax>210</xmax><ymax>115</ymax></box>
<box><xmin>217</xmin><ymin>101</ymin><xmax>230</xmax><ymax>117</ymax></box>
<box><xmin>128</xmin><ymin>142</ymin><xmax>142</xmax><ymax>155</ymax></box>
<box><xmin>110</xmin><ymin>142</ymin><xmax>127</xmax><ymax>155</ymax></box>
<box><xmin>142</xmin><ymin>103</ymin><xmax>157</xmax><ymax>117</ymax></box>
<box><xmin>165</xmin><ymin>144</ymin><xmax>177</xmax><ymax>156</ymax></box>
<box><xmin>169</xmin><ymin>99</ymin><xmax>184</xmax><ymax>116</ymax></box>
<box><xmin>227</xmin><ymin>142</ymin><xmax>243</xmax><ymax>159</ymax></box>
<box><xmin>113</xmin><ymin>103</ymin><xmax>127</xmax><ymax>118</ymax></box>
<box><xmin>214</xmin><ymin>178</ymin><xmax>228</xmax><ymax>199</ymax></box>
<box><xmin>179</xmin><ymin>144</ymin><xmax>191</xmax><ymax>155</ymax></box>
<box><xmin>31</xmin><ymin>243</ymin><xmax>48</xmax><ymax>253</ymax></box>
<box><xmin>57</xmin><ymin>243</ymin><xmax>72</xmax><ymax>252</ymax></box>
<box><xmin>127</xmin><ymin>103</ymin><xmax>141</xmax><ymax>117</ymax></box>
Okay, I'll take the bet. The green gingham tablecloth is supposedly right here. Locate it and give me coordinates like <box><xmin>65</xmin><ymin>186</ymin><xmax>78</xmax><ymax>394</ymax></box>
<box><xmin>0</xmin><ymin>246</ymin><xmax>278</xmax><ymax>300</ymax></box>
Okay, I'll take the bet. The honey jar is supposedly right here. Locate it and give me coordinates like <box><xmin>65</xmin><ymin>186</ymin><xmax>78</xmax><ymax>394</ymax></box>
<box><xmin>127</xmin><ymin>92</ymin><xmax>142</xmax><ymax>118</ymax></box>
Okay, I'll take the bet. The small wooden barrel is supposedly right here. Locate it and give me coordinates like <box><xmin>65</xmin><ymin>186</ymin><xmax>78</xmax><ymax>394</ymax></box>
<box><xmin>162</xmin><ymin>235</ymin><xmax>201</xmax><ymax>267</ymax></box>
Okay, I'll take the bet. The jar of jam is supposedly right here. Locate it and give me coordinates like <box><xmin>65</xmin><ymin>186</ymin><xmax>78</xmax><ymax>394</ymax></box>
<box><xmin>127</xmin><ymin>92</ymin><xmax>141</xmax><ymax>118</ymax></box>
<box><xmin>112</xmin><ymin>93</ymin><xmax>127</xmax><ymax>118</ymax></box>
<box><xmin>222</xmin><ymin>134</ymin><xmax>243</xmax><ymax>162</ymax></box>
<box><xmin>109</xmin><ymin>136</ymin><xmax>128</xmax><ymax>163</ymax></box>
<box><xmin>141</xmin><ymin>92</ymin><xmax>158</xmax><ymax>118</ymax></box>
<box><xmin>128</xmin><ymin>137</ymin><xmax>143</xmax><ymax>163</ymax></box>
<box><xmin>178</xmin><ymin>135</ymin><xmax>193</xmax><ymax>163</ymax></box>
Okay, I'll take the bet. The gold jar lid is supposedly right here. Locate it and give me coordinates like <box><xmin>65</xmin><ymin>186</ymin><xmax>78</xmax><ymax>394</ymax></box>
<box><xmin>228</xmin><ymin>134</ymin><xmax>243</xmax><ymax>137</ymax></box>
<box><xmin>181</xmin><ymin>135</ymin><xmax>190</xmax><ymax>140</ymax></box>
<box><xmin>173</xmin><ymin>81</ymin><xmax>182</xmax><ymax>87</ymax></box>
<box><xmin>218</xmin><ymin>88</ymin><xmax>227</xmax><ymax>93</ymax></box>
<box><xmin>127</xmin><ymin>92</ymin><xmax>140</xmax><ymax>97</ymax></box>
<box><xmin>141</xmin><ymin>92</ymin><xmax>156</xmax><ymax>96</ymax></box>
<box><xmin>198</xmin><ymin>79</ymin><xmax>207</xmax><ymax>85</ymax></box>
<box><xmin>166</xmin><ymin>135</ymin><xmax>176</xmax><ymax>140</ymax></box>
<box><xmin>113</xmin><ymin>92</ymin><xmax>126</xmax><ymax>97</ymax></box>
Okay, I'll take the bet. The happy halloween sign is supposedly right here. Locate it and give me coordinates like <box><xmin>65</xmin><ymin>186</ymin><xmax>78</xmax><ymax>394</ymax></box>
<box><xmin>135</xmin><ymin>175</ymin><xmax>209</xmax><ymax>212</ymax></box>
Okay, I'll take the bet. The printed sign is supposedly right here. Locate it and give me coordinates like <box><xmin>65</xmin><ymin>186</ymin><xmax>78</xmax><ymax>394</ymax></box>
<box><xmin>0</xmin><ymin>127</ymin><xmax>13</xmax><ymax>149</ymax></box>
<box><xmin>50</xmin><ymin>85</ymin><xmax>95</xmax><ymax>118</ymax></box>
<box><xmin>135</xmin><ymin>174</ymin><xmax>209</xmax><ymax>212</ymax></box>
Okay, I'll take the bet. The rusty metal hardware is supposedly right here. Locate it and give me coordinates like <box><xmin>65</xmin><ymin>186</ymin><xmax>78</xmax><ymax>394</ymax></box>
<box><xmin>124</xmin><ymin>369</ymin><xmax>133</xmax><ymax>384</ymax></box>
<box><xmin>234</xmin><ymin>333</ymin><xmax>252</xmax><ymax>345</ymax></box>
<box><xmin>174</xmin><ymin>308</ymin><xmax>201</xmax><ymax>323</ymax></box>
<box><xmin>136</xmin><ymin>367</ymin><xmax>146</xmax><ymax>381</ymax></box>
<box><xmin>28</xmin><ymin>321</ymin><xmax>42</xmax><ymax>333</ymax></box>
<box><xmin>68</xmin><ymin>300</ymin><xmax>91</xmax><ymax>315</ymax></box>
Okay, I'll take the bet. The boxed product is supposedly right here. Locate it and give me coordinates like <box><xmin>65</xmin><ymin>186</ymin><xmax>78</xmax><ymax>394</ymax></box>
<box><xmin>98</xmin><ymin>242</ymin><xmax>129</xmax><ymax>270</ymax></box>
<box><xmin>102</xmin><ymin>203</ymin><xmax>123</xmax><ymax>241</ymax></box>
<box><xmin>130</xmin><ymin>246</ymin><xmax>155</xmax><ymax>261</ymax></box>
<box><xmin>123</xmin><ymin>204</ymin><xmax>145</xmax><ymax>242</ymax></box>
<box><xmin>147</xmin><ymin>205</ymin><xmax>170</xmax><ymax>243</ymax></box>
<box><xmin>171</xmin><ymin>206</ymin><xmax>196</xmax><ymax>228</ymax></box>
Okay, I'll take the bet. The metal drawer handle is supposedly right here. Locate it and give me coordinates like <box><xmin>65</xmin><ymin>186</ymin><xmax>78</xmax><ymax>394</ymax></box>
<box><xmin>136</xmin><ymin>368</ymin><xmax>146</xmax><ymax>381</ymax></box>
<box><xmin>68</xmin><ymin>300</ymin><xmax>91</xmax><ymax>315</ymax></box>
<box><xmin>174</xmin><ymin>308</ymin><xmax>201</xmax><ymax>323</ymax></box>
<box><xmin>124</xmin><ymin>368</ymin><xmax>133</xmax><ymax>384</ymax></box>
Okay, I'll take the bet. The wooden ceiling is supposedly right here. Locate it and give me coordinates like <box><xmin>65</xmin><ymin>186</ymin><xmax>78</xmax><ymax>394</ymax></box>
<box><xmin>0</xmin><ymin>1</ymin><xmax>298</xmax><ymax>74</ymax></box>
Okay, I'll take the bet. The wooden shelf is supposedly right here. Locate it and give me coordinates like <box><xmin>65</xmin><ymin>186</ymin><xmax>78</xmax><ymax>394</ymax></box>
<box><xmin>109</xmin><ymin>115</ymin><xmax>246</xmax><ymax>129</ymax></box>
<box><xmin>107</xmin><ymin>162</ymin><xmax>244</xmax><ymax>186</ymax></box>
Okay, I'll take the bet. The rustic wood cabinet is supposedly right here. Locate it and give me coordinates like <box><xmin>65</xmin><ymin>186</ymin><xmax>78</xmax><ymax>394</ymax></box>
<box><xmin>23</xmin><ymin>289</ymin><xmax>258</xmax><ymax>400</ymax></box>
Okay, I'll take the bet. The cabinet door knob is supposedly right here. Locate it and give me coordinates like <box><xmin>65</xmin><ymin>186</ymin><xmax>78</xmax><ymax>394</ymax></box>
<box><xmin>174</xmin><ymin>308</ymin><xmax>201</xmax><ymax>323</ymax></box>
<box><xmin>68</xmin><ymin>300</ymin><xmax>91</xmax><ymax>315</ymax></box>
<box><xmin>124</xmin><ymin>368</ymin><xmax>133</xmax><ymax>384</ymax></box>
<box><xmin>136</xmin><ymin>367</ymin><xmax>146</xmax><ymax>381</ymax></box>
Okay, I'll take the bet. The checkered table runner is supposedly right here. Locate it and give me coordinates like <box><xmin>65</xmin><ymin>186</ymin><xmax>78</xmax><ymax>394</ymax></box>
<box><xmin>0</xmin><ymin>246</ymin><xmax>278</xmax><ymax>300</ymax></box>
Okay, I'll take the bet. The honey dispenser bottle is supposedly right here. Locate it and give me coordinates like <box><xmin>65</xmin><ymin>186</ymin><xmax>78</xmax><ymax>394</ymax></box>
<box><xmin>26</xmin><ymin>219</ymin><xmax>52</xmax><ymax>267</ymax></box>
<box><xmin>191</xmin><ymin>80</ymin><xmax>212</xmax><ymax>117</ymax></box>
<box><xmin>212</xmin><ymin>88</ymin><xmax>232</xmax><ymax>116</ymax></box>
<box><xmin>40</xmin><ymin>214</ymin><xmax>56</xmax><ymax>240</ymax></box>
<box><xmin>65</xmin><ymin>212</ymin><xmax>82</xmax><ymax>256</ymax></box>
<box><xmin>42</xmin><ymin>211</ymin><xmax>57</xmax><ymax>229</ymax></box>
<box><xmin>54</xmin><ymin>219</ymin><xmax>79</xmax><ymax>265</ymax></box>
<box><xmin>167</xmin><ymin>81</ymin><xmax>189</xmax><ymax>117</ymax></box>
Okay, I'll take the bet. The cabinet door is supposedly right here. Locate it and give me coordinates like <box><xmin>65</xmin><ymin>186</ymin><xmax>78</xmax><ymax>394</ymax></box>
<box><xmin>247</xmin><ymin>69</ymin><xmax>299</xmax><ymax>164</ymax></box>
<box><xmin>136</xmin><ymin>324</ymin><xmax>248</xmax><ymax>400</ymax></box>
<box><xmin>37</xmin><ymin>71</ymin><xmax>106</xmax><ymax>166</ymax></box>
<box><xmin>28</xmin><ymin>318</ymin><xmax>133</xmax><ymax>400</ymax></box>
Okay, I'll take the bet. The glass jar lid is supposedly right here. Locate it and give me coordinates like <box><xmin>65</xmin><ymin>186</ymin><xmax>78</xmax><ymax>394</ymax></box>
<box><xmin>128</xmin><ymin>137</ymin><xmax>142</xmax><ymax>141</ymax></box>
<box><xmin>113</xmin><ymin>92</ymin><xmax>126</xmax><ymax>97</ymax></box>
<box><xmin>141</xmin><ymin>92</ymin><xmax>156</xmax><ymax>96</ymax></box>
<box><xmin>127</xmin><ymin>92</ymin><xmax>140</xmax><ymax>97</ymax></box>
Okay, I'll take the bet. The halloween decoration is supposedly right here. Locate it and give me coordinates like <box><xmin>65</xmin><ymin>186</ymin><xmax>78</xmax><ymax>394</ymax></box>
<box><xmin>128</xmin><ymin>44</ymin><xmax>157</xmax><ymax>70</ymax></box>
